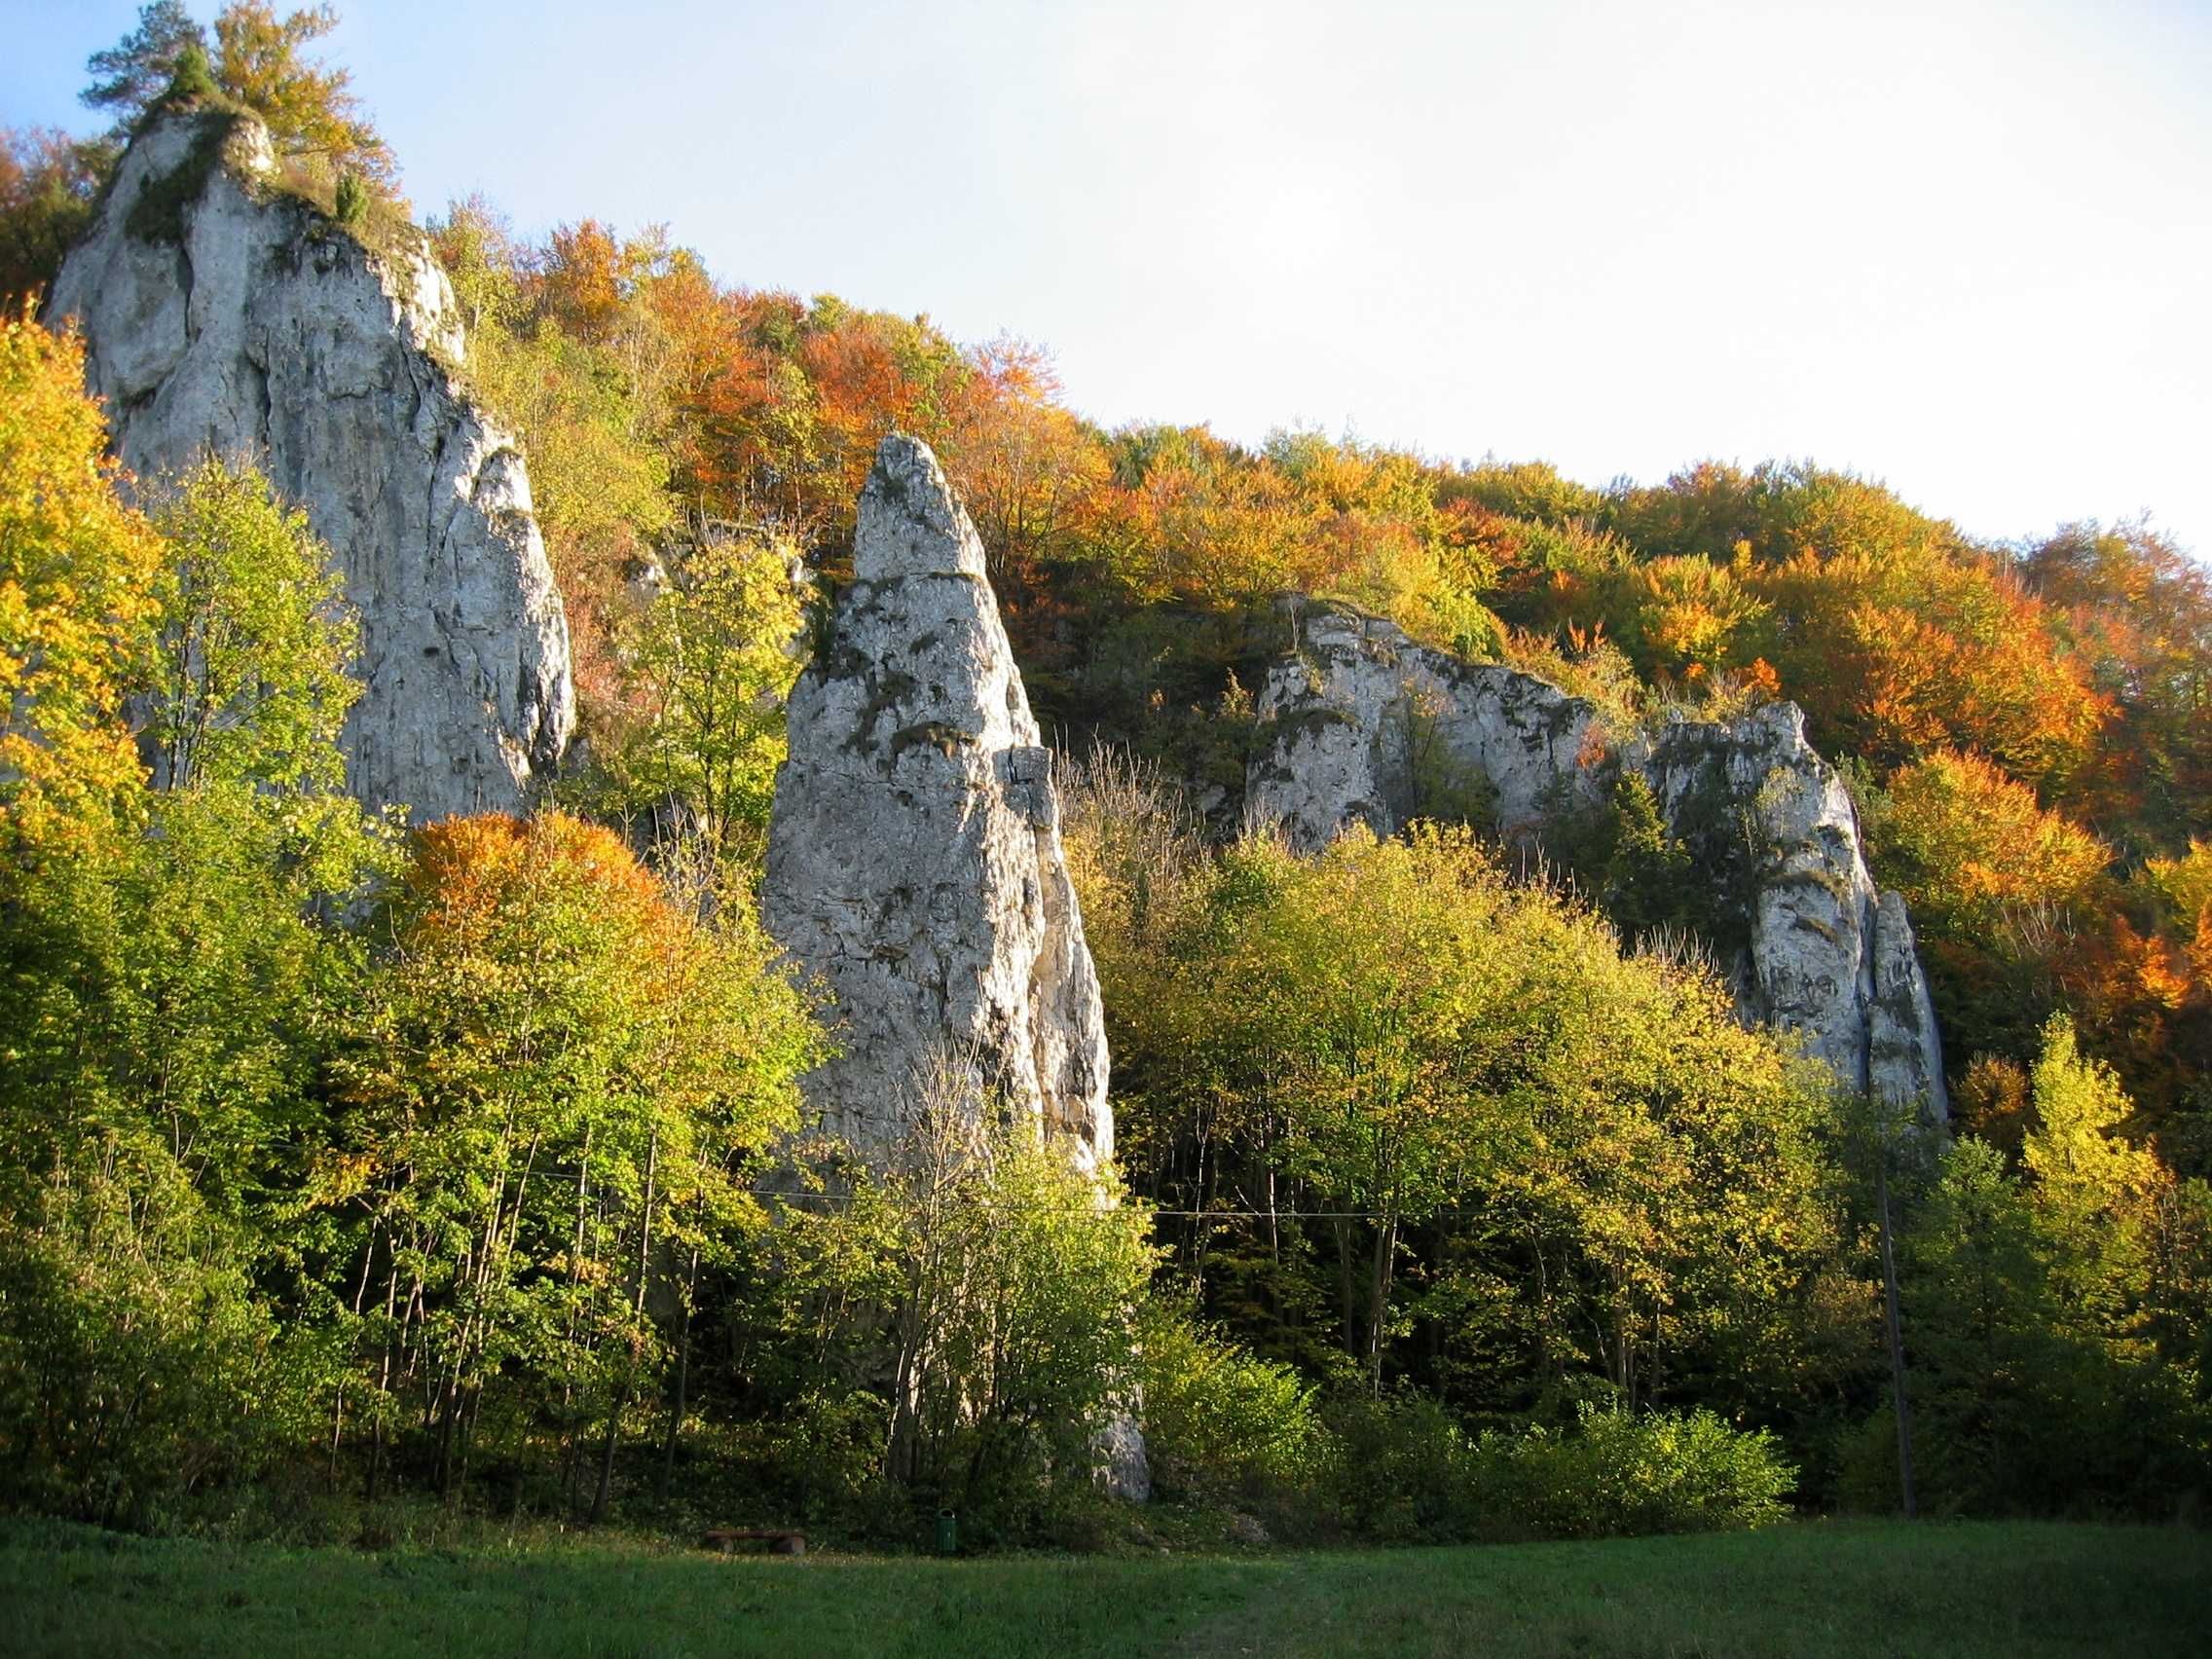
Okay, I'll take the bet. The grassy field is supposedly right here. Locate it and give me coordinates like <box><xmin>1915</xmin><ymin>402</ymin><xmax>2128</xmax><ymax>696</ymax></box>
<box><xmin>2</xmin><ymin>1515</ymin><xmax>2205</xmax><ymax>1657</ymax></box>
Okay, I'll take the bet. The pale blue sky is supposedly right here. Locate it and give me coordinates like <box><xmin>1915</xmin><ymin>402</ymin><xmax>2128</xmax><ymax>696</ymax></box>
<box><xmin>8</xmin><ymin>0</ymin><xmax>2209</xmax><ymax>554</ymax></box>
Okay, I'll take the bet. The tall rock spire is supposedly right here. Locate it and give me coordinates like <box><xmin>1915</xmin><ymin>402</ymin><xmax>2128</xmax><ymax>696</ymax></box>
<box><xmin>46</xmin><ymin>106</ymin><xmax>573</xmax><ymax>822</ymax></box>
<box><xmin>763</xmin><ymin>434</ymin><xmax>1114</xmax><ymax>1169</ymax></box>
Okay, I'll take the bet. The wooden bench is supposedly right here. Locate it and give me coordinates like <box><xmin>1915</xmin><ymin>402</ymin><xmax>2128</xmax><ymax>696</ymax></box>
<box><xmin>700</xmin><ymin>1528</ymin><xmax>807</xmax><ymax>1557</ymax></box>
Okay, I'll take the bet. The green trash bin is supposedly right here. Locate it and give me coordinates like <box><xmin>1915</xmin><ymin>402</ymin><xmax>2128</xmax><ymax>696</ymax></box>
<box><xmin>935</xmin><ymin>1508</ymin><xmax>958</xmax><ymax>1556</ymax></box>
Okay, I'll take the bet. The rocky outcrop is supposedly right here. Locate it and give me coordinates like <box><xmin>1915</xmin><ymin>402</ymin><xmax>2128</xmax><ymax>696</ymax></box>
<box><xmin>47</xmin><ymin>107</ymin><xmax>572</xmax><ymax>822</ymax></box>
<box><xmin>765</xmin><ymin>435</ymin><xmax>1139</xmax><ymax>1493</ymax></box>
<box><xmin>1249</xmin><ymin>602</ymin><xmax>1947</xmax><ymax>1117</ymax></box>
<box><xmin>763</xmin><ymin>434</ymin><xmax>1115</xmax><ymax>1171</ymax></box>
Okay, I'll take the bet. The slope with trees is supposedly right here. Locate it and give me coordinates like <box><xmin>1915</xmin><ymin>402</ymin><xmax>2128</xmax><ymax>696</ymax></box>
<box><xmin>0</xmin><ymin>7</ymin><xmax>2207</xmax><ymax>1547</ymax></box>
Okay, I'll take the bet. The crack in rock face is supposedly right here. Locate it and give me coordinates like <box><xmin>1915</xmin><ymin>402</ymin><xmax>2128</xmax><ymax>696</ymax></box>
<box><xmin>763</xmin><ymin>434</ymin><xmax>1115</xmax><ymax>1171</ymax></box>
<box><xmin>1247</xmin><ymin>603</ymin><xmax>1948</xmax><ymax>1119</ymax></box>
<box><xmin>47</xmin><ymin>108</ymin><xmax>573</xmax><ymax>823</ymax></box>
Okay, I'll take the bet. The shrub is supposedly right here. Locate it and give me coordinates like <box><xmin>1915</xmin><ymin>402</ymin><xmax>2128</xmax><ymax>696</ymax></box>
<box><xmin>166</xmin><ymin>42</ymin><xmax>217</xmax><ymax>105</ymax></box>
<box><xmin>1136</xmin><ymin>1310</ymin><xmax>1321</xmax><ymax>1504</ymax></box>
<box><xmin>0</xmin><ymin>1167</ymin><xmax>325</xmax><ymax>1528</ymax></box>
<box><xmin>1471</xmin><ymin>1404</ymin><xmax>1795</xmax><ymax>1538</ymax></box>
<box><xmin>332</xmin><ymin>169</ymin><xmax>366</xmax><ymax>225</ymax></box>
<box><xmin>1312</xmin><ymin>1393</ymin><xmax>1484</xmax><ymax>1541</ymax></box>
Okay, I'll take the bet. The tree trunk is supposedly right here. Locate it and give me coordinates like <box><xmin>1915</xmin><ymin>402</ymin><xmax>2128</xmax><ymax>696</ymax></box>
<box><xmin>656</xmin><ymin>1243</ymin><xmax>700</xmax><ymax>1505</ymax></box>
<box><xmin>1365</xmin><ymin>1211</ymin><xmax>1399</xmax><ymax>1394</ymax></box>
<box><xmin>588</xmin><ymin>1392</ymin><xmax>623</xmax><ymax>1526</ymax></box>
<box><xmin>433</xmin><ymin>1367</ymin><xmax>461</xmax><ymax>1500</ymax></box>
<box><xmin>327</xmin><ymin>1383</ymin><xmax>345</xmax><ymax>1495</ymax></box>
<box><xmin>1332</xmin><ymin>1217</ymin><xmax>1358</xmax><ymax>1361</ymax></box>
<box><xmin>1877</xmin><ymin>1156</ymin><xmax>1918</xmax><ymax>1519</ymax></box>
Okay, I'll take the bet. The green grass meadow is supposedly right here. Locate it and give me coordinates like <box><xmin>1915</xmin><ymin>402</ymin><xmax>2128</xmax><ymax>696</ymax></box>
<box><xmin>2</xmin><ymin>1517</ymin><xmax>2206</xmax><ymax>1658</ymax></box>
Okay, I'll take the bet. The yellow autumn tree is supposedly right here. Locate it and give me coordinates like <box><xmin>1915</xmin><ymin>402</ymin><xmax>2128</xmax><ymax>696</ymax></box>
<box><xmin>1878</xmin><ymin>749</ymin><xmax>2110</xmax><ymax>934</ymax></box>
<box><xmin>210</xmin><ymin>3</ymin><xmax>393</xmax><ymax>184</ymax></box>
<box><xmin>0</xmin><ymin>317</ymin><xmax>163</xmax><ymax>847</ymax></box>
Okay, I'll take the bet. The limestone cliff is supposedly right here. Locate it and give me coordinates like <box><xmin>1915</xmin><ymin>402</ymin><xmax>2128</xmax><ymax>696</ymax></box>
<box><xmin>47</xmin><ymin>107</ymin><xmax>573</xmax><ymax>822</ymax></box>
<box><xmin>763</xmin><ymin>434</ymin><xmax>1115</xmax><ymax>1172</ymax></box>
<box><xmin>1249</xmin><ymin>602</ymin><xmax>1948</xmax><ymax>1116</ymax></box>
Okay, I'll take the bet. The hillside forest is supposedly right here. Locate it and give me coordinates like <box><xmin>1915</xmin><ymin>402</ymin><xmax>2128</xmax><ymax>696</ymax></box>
<box><xmin>1</xmin><ymin>5</ymin><xmax>2208</xmax><ymax>1548</ymax></box>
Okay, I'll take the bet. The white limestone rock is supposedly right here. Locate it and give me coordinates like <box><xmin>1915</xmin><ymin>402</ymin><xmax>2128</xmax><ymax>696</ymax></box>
<box><xmin>1248</xmin><ymin>603</ymin><xmax>1599</xmax><ymax>843</ymax></box>
<box><xmin>46</xmin><ymin>108</ymin><xmax>572</xmax><ymax>822</ymax></box>
<box><xmin>1631</xmin><ymin>704</ymin><xmax>1948</xmax><ymax>1114</ymax></box>
<box><xmin>763</xmin><ymin>433</ymin><xmax>1115</xmax><ymax>1170</ymax></box>
<box><xmin>1091</xmin><ymin>1409</ymin><xmax>1153</xmax><ymax>1502</ymax></box>
<box><xmin>1249</xmin><ymin>601</ymin><xmax>1947</xmax><ymax>1117</ymax></box>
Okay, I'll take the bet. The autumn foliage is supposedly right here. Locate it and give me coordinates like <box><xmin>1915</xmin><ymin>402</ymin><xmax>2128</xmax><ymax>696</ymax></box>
<box><xmin>5</xmin><ymin>9</ymin><xmax>2212</xmax><ymax>1542</ymax></box>
<box><xmin>0</xmin><ymin>316</ymin><xmax>164</xmax><ymax>846</ymax></box>
<box><xmin>404</xmin><ymin>192</ymin><xmax>2212</xmax><ymax>1148</ymax></box>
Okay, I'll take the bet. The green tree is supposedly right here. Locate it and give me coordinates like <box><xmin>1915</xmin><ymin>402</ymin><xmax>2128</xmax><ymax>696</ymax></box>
<box><xmin>80</xmin><ymin>1</ymin><xmax>207</xmax><ymax>137</ymax></box>
<box><xmin>144</xmin><ymin>455</ymin><xmax>358</xmax><ymax>793</ymax></box>
<box><xmin>878</xmin><ymin>1076</ymin><xmax>1159</xmax><ymax>1508</ymax></box>
<box><xmin>1589</xmin><ymin>772</ymin><xmax>1700</xmax><ymax>947</ymax></box>
<box><xmin>1073</xmin><ymin>795</ymin><xmax>1839</xmax><ymax>1421</ymax></box>
<box><xmin>0</xmin><ymin>129</ymin><xmax>116</xmax><ymax>310</ymax></box>
<box><xmin>1893</xmin><ymin>1017</ymin><xmax>2211</xmax><ymax>1514</ymax></box>
<box><xmin>0</xmin><ymin>752</ymin><xmax>388</xmax><ymax>1520</ymax></box>
<box><xmin>1217</xmin><ymin>828</ymin><xmax>1517</xmax><ymax>1390</ymax></box>
<box><xmin>2024</xmin><ymin>1015</ymin><xmax>2165</xmax><ymax>1317</ymax></box>
<box><xmin>1894</xmin><ymin>1135</ymin><xmax>2053</xmax><ymax>1510</ymax></box>
<box><xmin>325</xmin><ymin>811</ymin><xmax>820</xmax><ymax>1508</ymax></box>
<box><xmin>767</xmin><ymin>1053</ymin><xmax>1160</xmax><ymax>1523</ymax></box>
<box><xmin>604</xmin><ymin>534</ymin><xmax>804</xmax><ymax>865</ymax></box>
<box><xmin>0</xmin><ymin>418</ymin><xmax>385</xmax><ymax>1519</ymax></box>
<box><xmin>0</xmin><ymin>1142</ymin><xmax>317</xmax><ymax>1524</ymax></box>
<box><xmin>0</xmin><ymin>782</ymin><xmax>377</xmax><ymax>1522</ymax></box>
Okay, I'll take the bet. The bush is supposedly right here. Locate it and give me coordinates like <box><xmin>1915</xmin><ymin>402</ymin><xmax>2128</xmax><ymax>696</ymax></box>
<box><xmin>1472</xmin><ymin>1404</ymin><xmax>1796</xmax><ymax>1538</ymax></box>
<box><xmin>332</xmin><ymin>169</ymin><xmax>367</xmax><ymax>225</ymax></box>
<box><xmin>1312</xmin><ymin>1393</ymin><xmax>1485</xmax><ymax>1541</ymax></box>
<box><xmin>0</xmin><ymin>1171</ymin><xmax>326</xmax><ymax>1528</ymax></box>
<box><xmin>166</xmin><ymin>42</ymin><xmax>217</xmax><ymax>105</ymax></box>
<box><xmin>1298</xmin><ymin>1398</ymin><xmax>1792</xmax><ymax>1544</ymax></box>
<box><xmin>715</xmin><ymin>1386</ymin><xmax>892</xmax><ymax>1530</ymax></box>
<box><xmin>1136</xmin><ymin>1310</ymin><xmax>1321</xmax><ymax>1504</ymax></box>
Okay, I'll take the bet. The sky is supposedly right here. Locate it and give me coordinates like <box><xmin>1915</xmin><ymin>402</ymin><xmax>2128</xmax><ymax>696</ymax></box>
<box><xmin>6</xmin><ymin>0</ymin><xmax>2210</xmax><ymax>555</ymax></box>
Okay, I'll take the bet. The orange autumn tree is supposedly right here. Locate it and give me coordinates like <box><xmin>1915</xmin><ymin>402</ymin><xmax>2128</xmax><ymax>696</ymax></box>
<box><xmin>2023</xmin><ymin>522</ymin><xmax>2212</xmax><ymax>851</ymax></box>
<box><xmin>1750</xmin><ymin>547</ymin><xmax>2107</xmax><ymax>788</ymax></box>
<box><xmin>1867</xmin><ymin>749</ymin><xmax>2207</xmax><ymax>1124</ymax></box>
<box><xmin>941</xmin><ymin>338</ymin><xmax>1107</xmax><ymax>577</ymax></box>
<box><xmin>1598</xmin><ymin>550</ymin><xmax>1773</xmax><ymax>692</ymax></box>
<box><xmin>1877</xmin><ymin>750</ymin><xmax>2111</xmax><ymax>936</ymax></box>
<box><xmin>1543</xmin><ymin>461</ymin><xmax>2110</xmax><ymax>782</ymax></box>
<box><xmin>327</xmin><ymin>810</ymin><xmax>822</xmax><ymax>1506</ymax></box>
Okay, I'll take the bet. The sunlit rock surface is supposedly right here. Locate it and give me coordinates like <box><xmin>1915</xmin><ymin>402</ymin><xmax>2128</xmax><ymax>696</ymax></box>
<box><xmin>48</xmin><ymin>107</ymin><xmax>572</xmax><ymax>821</ymax></box>
<box><xmin>1249</xmin><ymin>602</ymin><xmax>1947</xmax><ymax>1116</ymax></box>
<box><xmin>763</xmin><ymin>433</ymin><xmax>1115</xmax><ymax>1170</ymax></box>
